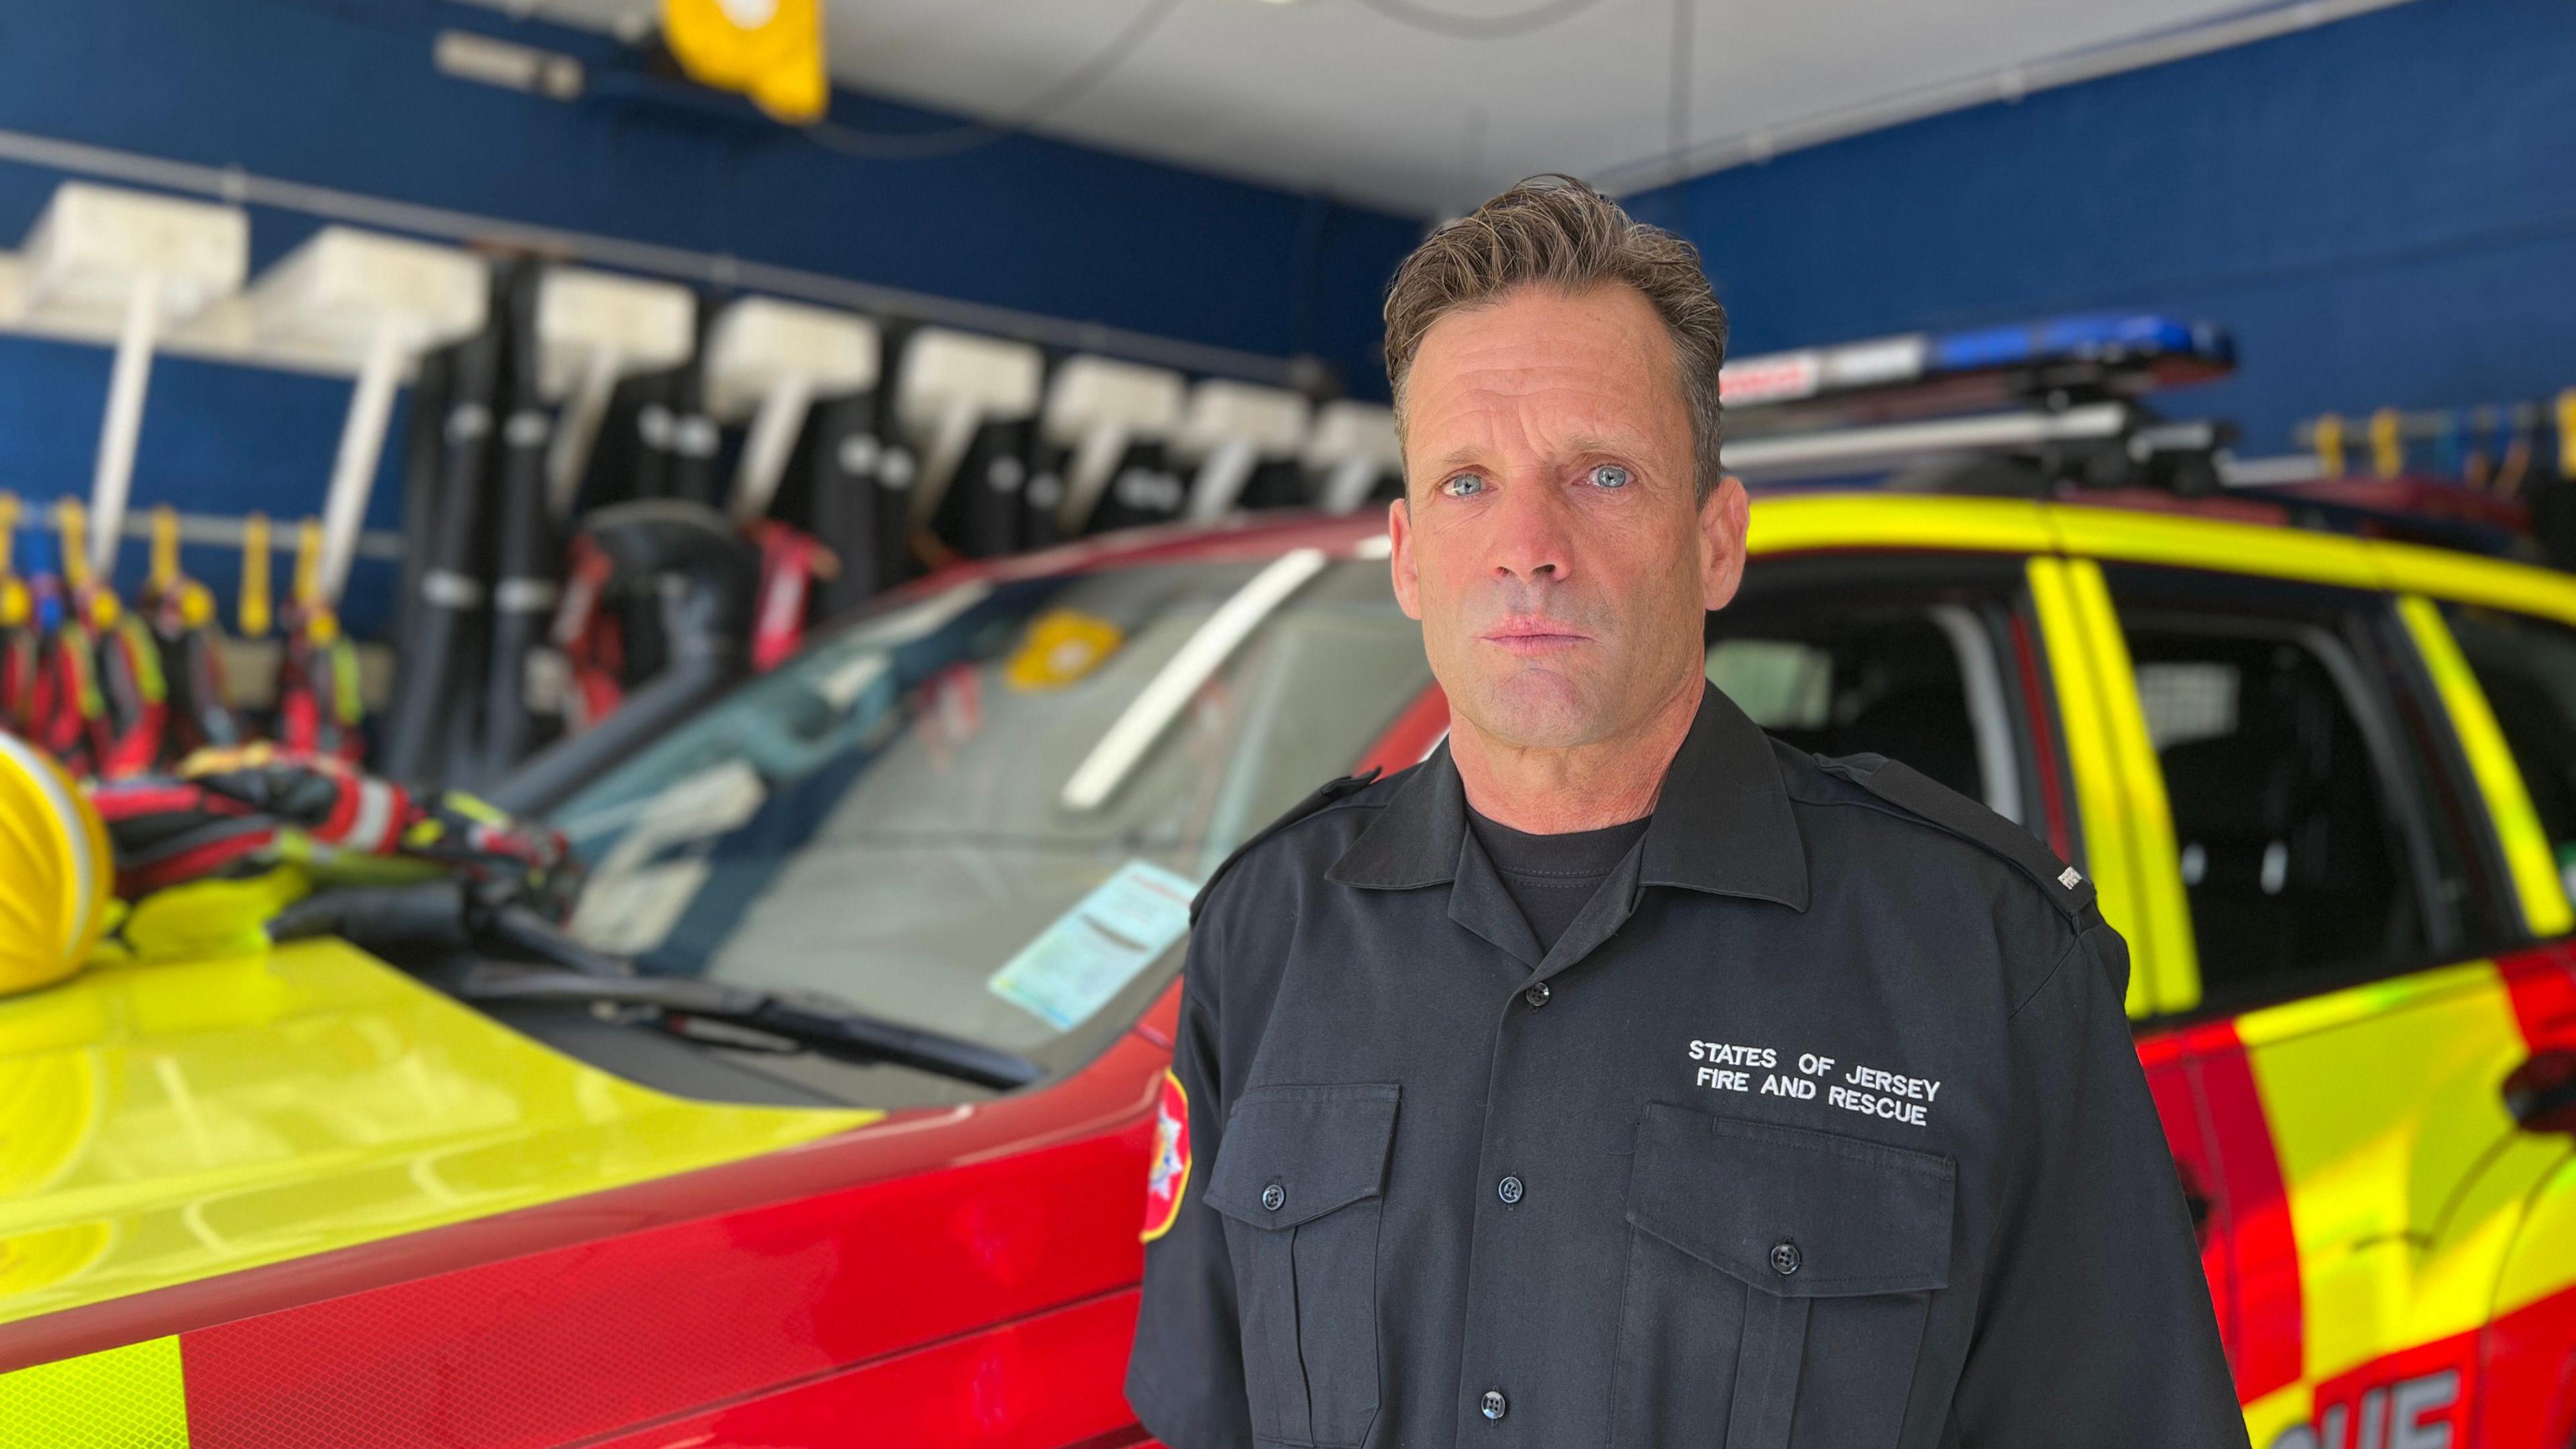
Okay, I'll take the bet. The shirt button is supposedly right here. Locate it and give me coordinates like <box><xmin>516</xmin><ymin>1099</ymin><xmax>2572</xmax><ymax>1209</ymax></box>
<box><xmin>1770</xmin><ymin>1240</ymin><xmax>1801</xmax><ymax>1277</ymax></box>
<box><xmin>1261</xmin><ymin>1182</ymin><xmax>1285</xmax><ymax>1212</ymax></box>
<box><xmin>1496</xmin><ymin>1174</ymin><xmax>1525</xmax><ymax>1205</ymax></box>
<box><xmin>1523</xmin><ymin>981</ymin><xmax>1550</xmax><ymax>1008</ymax></box>
<box><xmin>1481</xmin><ymin>1389</ymin><xmax>1508</xmax><ymax>1420</ymax></box>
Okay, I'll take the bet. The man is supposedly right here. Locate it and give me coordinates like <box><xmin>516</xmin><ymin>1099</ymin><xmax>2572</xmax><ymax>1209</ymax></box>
<box><xmin>1126</xmin><ymin>176</ymin><xmax>2247</xmax><ymax>1449</ymax></box>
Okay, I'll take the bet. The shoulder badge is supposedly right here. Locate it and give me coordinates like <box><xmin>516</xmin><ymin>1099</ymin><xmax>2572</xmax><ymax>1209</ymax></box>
<box><xmin>1139</xmin><ymin>1067</ymin><xmax>1191</xmax><ymax>1243</ymax></box>
<box><xmin>1189</xmin><ymin>767</ymin><xmax>1383</xmax><ymax>926</ymax></box>
<box><xmin>1817</xmin><ymin>753</ymin><xmax>2097</xmax><ymax>921</ymax></box>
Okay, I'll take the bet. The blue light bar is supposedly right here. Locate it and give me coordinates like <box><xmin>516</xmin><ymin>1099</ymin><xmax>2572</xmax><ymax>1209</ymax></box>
<box><xmin>1721</xmin><ymin>313</ymin><xmax>2234</xmax><ymax>410</ymax></box>
<box><xmin>1932</xmin><ymin>315</ymin><xmax>2220</xmax><ymax>371</ymax></box>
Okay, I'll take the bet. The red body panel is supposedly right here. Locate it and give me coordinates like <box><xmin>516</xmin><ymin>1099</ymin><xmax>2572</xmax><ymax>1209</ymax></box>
<box><xmin>2479</xmin><ymin>1280</ymin><xmax>2576</xmax><ymax>1448</ymax></box>
<box><xmin>157</xmin><ymin>1026</ymin><xmax>1163</xmax><ymax>1446</ymax></box>
<box><xmin>583</xmin><ymin>1293</ymin><xmax>1149</xmax><ymax>1449</ymax></box>
<box><xmin>2502</xmin><ymin>943</ymin><xmax>2576</xmax><ymax>1051</ymax></box>
<box><xmin>2135</xmin><ymin>1022</ymin><xmax>2306</xmax><ymax>1405</ymax></box>
<box><xmin>2187</xmin><ymin>1019</ymin><xmax>2308</xmax><ymax>1402</ymax></box>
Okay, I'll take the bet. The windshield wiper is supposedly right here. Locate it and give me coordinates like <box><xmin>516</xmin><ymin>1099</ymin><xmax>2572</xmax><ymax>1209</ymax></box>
<box><xmin>456</xmin><ymin>967</ymin><xmax>1044</xmax><ymax>1091</ymax></box>
<box><xmin>272</xmin><ymin>880</ymin><xmax>639</xmax><ymax>978</ymax></box>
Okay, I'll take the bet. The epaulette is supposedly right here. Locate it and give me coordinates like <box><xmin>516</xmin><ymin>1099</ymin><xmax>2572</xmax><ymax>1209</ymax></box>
<box><xmin>1814</xmin><ymin>753</ymin><xmax>2097</xmax><ymax>922</ymax></box>
<box><xmin>1189</xmin><ymin>767</ymin><xmax>1383</xmax><ymax>926</ymax></box>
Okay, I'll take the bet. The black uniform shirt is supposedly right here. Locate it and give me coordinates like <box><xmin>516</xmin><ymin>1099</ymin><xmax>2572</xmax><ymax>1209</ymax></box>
<box><xmin>1128</xmin><ymin>683</ymin><xmax>2248</xmax><ymax>1449</ymax></box>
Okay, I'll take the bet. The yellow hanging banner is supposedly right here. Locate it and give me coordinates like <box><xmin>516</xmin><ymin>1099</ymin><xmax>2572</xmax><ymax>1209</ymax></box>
<box><xmin>662</xmin><ymin>0</ymin><xmax>828</xmax><ymax>124</ymax></box>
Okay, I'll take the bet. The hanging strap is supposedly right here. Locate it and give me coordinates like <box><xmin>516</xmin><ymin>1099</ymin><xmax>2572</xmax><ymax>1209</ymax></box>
<box><xmin>2312</xmin><ymin>413</ymin><xmax>2346</xmax><ymax>479</ymax></box>
<box><xmin>749</xmin><ymin>522</ymin><xmax>830</xmax><ymax>672</ymax></box>
<box><xmin>147</xmin><ymin>506</ymin><xmax>181</xmax><ymax>600</ymax></box>
<box><xmin>239</xmin><ymin>512</ymin><xmax>272</xmax><ymax>639</ymax></box>
<box><xmin>2368</xmin><ymin>407</ymin><xmax>2404</xmax><ymax>479</ymax></box>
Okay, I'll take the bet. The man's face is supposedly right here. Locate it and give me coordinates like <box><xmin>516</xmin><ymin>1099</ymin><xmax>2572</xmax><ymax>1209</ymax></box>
<box><xmin>1389</xmin><ymin>283</ymin><xmax>1749</xmax><ymax>751</ymax></box>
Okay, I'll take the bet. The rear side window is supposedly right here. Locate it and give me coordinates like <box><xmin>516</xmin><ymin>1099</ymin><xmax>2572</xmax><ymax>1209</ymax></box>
<box><xmin>2444</xmin><ymin>606</ymin><xmax>2576</xmax><ymax>906</ymax></box>
<box><xmin>2104</xmin><ymin>567</ymin><xmax>2469</xmax><ymax>1006</ymax></box>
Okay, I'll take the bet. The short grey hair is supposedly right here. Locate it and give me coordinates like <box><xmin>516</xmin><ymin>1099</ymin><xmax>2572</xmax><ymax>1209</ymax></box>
<box><xmin>1382</xmin><ymin>175</ymin><xmax>1729</xmax><ymax>504</ymax></box>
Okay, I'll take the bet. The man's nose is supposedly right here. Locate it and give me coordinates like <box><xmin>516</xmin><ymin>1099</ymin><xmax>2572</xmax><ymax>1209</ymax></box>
<box><xmin>1489</xmin><ymin>479</ymin><xmax>1574</xmax><ymax>583</ymax></box>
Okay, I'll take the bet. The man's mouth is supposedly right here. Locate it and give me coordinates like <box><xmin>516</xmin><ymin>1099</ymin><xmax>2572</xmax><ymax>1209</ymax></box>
<box><xmin>1480</xmin><ymin>620</ymin><xmax>1593</xmax><ymax>654</ymax></box>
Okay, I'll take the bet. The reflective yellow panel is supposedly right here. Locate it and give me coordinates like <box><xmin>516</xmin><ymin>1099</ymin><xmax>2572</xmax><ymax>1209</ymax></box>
<box><xmin>2236</xmin><ymin>963</ymin><xmax>2567</xmax><ymax>1379</ymax></box>
<box><xmin>2496</xmin><ymin>1156</ymin><xmax>2576</xmax><ymax>1320</ymax></box>
<box><xmin>0</xmin><ymin>1334</ymin><xmax>186</xmax><ymax>1449</ymax></box>
<box><xmin>2044</xmin><ymin>504</ymin><xmax>2381</xmax><ymax>591</ymax></box>
<box><xmin>2373</xmin><ymin>539</ymin><xmax>2576</xmax><ymax>628</ymax></box>
<box><xmin>2027</xmin><ymin>557</ymin><xmax>2157</xmax><ymax>1018</ymax></box>
<box><xmin>2396</xmin><ymin>595</ymin><xmax>2576</xmax><ymax>936</ymax></box>
<box><xmin>0</xmin><ymin>943</ymin><xmax>875</xmax><ymax>1328</ymax></box>
<box><xmin>2240</xmin><ymin>1381</ymin><xmax>2311</xmax><ymax>1449</ymax></box>
<box><xmin>1746</xmin><ymin>492</ymin><xmax>2052</xmax><ymax>557</ymax></box>
<box><xmin>2059</xmin><ymin>557</ymin><xmax>2200</xmax><ymax>1014</ymax></box>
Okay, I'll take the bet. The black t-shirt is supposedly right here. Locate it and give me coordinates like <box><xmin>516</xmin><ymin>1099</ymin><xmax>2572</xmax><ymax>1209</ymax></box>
<box><xmin>1464</xmin><ymin>804</ymin><xmax>1651</xmax><ymax>954</ymax></box>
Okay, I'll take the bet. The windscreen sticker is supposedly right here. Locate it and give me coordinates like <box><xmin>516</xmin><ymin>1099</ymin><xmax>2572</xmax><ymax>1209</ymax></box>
<box><xmin>987</xmin><ymin>860</ymin><xmax>1195</xmax><ymax>1031</ymax></box>
<box><xmin>1004</xmin><ymin>608</ymin><xmax>1125</xmax><ymax>692</ymax></box>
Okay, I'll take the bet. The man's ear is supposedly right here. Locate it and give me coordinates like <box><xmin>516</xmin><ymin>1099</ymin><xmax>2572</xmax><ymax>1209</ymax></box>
<box><xmin>1699</xmin><ymin>474</ymin><xmax>1750</xmax><ymax>612</ymax></box>
<box><xmin>1388</xmin><ymin>496</ymin><xmax>1423</xmax><ymax>621</ymax></box>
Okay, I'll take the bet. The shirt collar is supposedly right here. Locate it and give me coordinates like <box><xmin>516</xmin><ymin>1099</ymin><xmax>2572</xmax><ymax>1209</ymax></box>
<box><xmin>1326</xmin><ymin>681</ymin><xmax>1811</xmax><ymax>912</ymax></box>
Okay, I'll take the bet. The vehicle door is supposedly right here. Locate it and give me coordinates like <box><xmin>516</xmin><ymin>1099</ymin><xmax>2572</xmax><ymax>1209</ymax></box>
<box><xmin>2068</xmin><ymin>553</ymin><xmax>2571</xmax><ymax>1449</ymax></box>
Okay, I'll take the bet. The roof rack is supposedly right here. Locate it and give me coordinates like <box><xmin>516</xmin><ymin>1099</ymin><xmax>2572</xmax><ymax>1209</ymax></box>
<box><xmin>1717</xmin><ymin>313</ymin><xmax>2237</xmax><ymax>494</ymax></box>
<box><xmin>1716</xmin><ymin>311</ymin><xmax>2569</xmax><ymax>570</ymax></box>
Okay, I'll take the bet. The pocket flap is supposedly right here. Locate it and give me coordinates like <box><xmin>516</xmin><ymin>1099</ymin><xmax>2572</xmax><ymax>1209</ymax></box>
<box><xmin>1626</xmin><ymin>1103</ymin><xmax>1955</xmax><ymax>1297</ymax></box>
<box><xmin>1203</xmin><ymin>1083</ymin><xmax>1400</xmax><ymax>1230</ymax></box>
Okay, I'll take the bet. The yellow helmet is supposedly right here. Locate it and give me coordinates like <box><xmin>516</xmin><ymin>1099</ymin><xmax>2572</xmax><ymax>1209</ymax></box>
<box><xmin>0</xmin><ymin>733</ymin><xmax>113</xmax><ymax>996</ymax></box>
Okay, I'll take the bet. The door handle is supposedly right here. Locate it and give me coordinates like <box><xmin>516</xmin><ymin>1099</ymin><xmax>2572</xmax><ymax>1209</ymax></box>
<box><xmin>2503</xmin><ymin>1049</ymin><xmax>2576</xmax><ymax>1134</ymax></box>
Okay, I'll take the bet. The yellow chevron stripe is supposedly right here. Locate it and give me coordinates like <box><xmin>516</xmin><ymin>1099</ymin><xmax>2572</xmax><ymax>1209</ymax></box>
<box><xmin>2044</xmin><ymin>504</ymin><xmax>2379</xmax><ymax>591</ymax></box>
<box><xmin>2373</xmin><ymin>539</ymin><xmax>2576</xmax><ymax>628</ymax></box>
<box><xmin>2241</xmin><ymin>1381</ymin><xmax>2312</xmax><ymax>1449</ymax></box>
<box><xmin>2238</xmin><ymin>960</ymin><xmax>2573</xmax><ymax>1383</ymax></box>
<box><xmin>2396</xmin><ymin>596</ymin><xmax>2575</xmax><ymax>937</ymax></box>
<box><xmin>1745</xmin><ymin>492</ymin><xmax>2052</xmax><ymax>557</ymax></box>
<box><xmin>0</xmin><ymin>1336</ymin><xmax>186</xmax><ymax>1448</ymax></box>
<box><xmin>2057</xmin><ymin>557</ymin><xmax>2200</xmax><ymax>1014</ymax></box>
<box><xmin>2027</xmin><ymin>557</ymin><xmax>2159</xmax><ymax>1017</ymax></box>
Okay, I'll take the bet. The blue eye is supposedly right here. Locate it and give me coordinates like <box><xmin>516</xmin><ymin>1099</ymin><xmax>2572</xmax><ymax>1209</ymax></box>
<box><xmin>1440</xmin><ymin>473</ymin><xmax>1487</xmax><ymax>499</ymax></box>
<box><xmin>1589</xmin><ymin>464</ymin><xmax>1633</xmax><ymax>490</ymax></box>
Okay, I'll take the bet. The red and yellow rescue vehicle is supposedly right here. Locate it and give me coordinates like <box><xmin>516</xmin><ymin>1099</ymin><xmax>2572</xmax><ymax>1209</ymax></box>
<box><xmin>5</xmin><ymin>291</ymin><xmax>2576</xmax><ymax>1449</ymax></box>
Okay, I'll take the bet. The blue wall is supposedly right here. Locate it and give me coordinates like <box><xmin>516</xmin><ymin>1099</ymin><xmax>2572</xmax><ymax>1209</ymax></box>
<box><xmin>1631</xmin><ymin>0</ymin><xmax>2576</xmax><ymax>465</ymax></box>
<box><xmin>15</xmin><ymin>0</ymin><xmax>2563</xmax><ymax>631</ymax></box>
<box><xmin>0</xmin><ymin>0</ymin><xmax>1426</xmax><ymax>629</ymax></box>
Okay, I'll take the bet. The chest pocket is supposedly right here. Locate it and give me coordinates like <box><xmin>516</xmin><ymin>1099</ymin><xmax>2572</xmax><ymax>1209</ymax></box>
<box><xmin>1612</xmin><ymin>1103</ymin><xmax>1955</xmax><ymax>1449</ymax></box>
<box><xmin>1203</xmin><ymin>1083</ymin><xmax>1399</xmax><ymax>1449</ymax></box>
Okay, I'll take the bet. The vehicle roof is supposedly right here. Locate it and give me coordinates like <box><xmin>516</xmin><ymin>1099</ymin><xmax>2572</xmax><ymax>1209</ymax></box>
<box><xmin>922</xmin><ymin>490</ymin><xmax>2575</xmax><ymax>627</ymax></box>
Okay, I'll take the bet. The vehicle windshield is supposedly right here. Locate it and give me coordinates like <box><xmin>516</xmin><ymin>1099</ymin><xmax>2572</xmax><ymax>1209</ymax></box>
<box><xmin>549</xmin><ymin>548</ymin><xmax>1431</xmax><ymax>1078</ymax></box>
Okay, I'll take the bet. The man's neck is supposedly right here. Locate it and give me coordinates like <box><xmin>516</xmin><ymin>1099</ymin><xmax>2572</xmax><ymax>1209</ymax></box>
<box><xmin>1450</xmin><ymin>676</ymin><xmax>1703</xmax><ymax>835</ymax></box>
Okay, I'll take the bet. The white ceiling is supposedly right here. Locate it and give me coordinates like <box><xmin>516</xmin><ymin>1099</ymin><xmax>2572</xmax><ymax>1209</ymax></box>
<box><xmin>478</xmin><ymin>0</ymin><xmax>2373</xmax><ymax>216</ymax></box>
